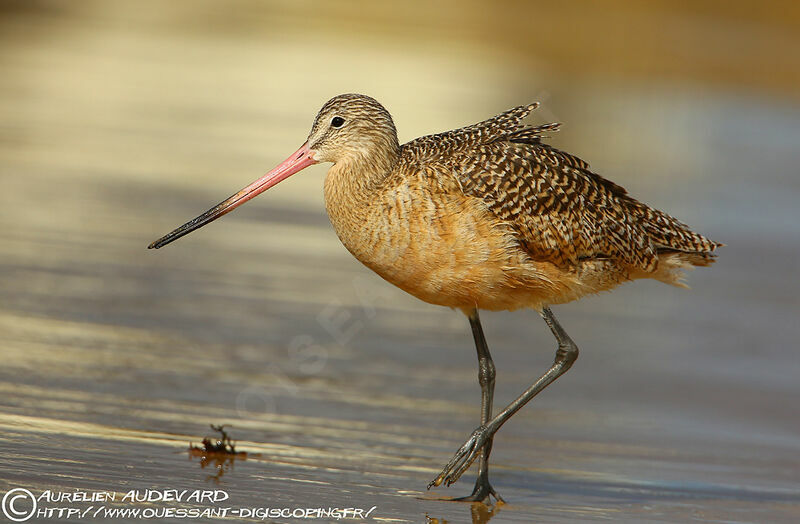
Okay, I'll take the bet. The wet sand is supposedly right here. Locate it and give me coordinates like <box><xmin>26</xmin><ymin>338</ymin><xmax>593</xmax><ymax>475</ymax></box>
<box><xmin>1</xmin><ymin>2</ymin><xmax>799</xmax><ymax>523</ymax></box>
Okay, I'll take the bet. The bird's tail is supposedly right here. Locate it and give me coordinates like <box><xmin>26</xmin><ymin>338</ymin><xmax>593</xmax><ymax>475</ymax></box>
<box><xmin>648</xmin><ymin>249</ymin><xmax>718</xmax><ymax>288</ymax></box>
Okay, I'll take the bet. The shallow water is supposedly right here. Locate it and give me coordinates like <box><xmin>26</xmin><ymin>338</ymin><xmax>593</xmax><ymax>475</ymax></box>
<box><xmin>1</xmin><ymin>2</ymin><xmax>799</xmax><ymax>523</ymax></box>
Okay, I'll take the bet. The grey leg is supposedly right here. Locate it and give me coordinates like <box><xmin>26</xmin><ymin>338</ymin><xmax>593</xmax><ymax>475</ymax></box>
<box><xmin>452</xmin><ymin>309</ymin><xmax>503</xmax><ymax>503</ymax></box>
<box><xmin>429</xmin><ymin>306</ymin><xmax>579</xmax><ymax>492</ymax></box>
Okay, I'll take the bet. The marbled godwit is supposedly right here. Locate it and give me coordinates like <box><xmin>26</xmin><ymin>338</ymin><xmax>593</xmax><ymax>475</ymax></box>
<box><xmin>149</xmin><ymin>94</ymin><xmax>721</xmax><ymax>503</ymax></box>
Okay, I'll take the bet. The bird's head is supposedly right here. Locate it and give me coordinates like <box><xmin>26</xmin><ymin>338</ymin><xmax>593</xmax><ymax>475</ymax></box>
<box><xmin>306</xmin><ymin>93</ymin><xmax>400</xmax><ymax>171</ymax></box>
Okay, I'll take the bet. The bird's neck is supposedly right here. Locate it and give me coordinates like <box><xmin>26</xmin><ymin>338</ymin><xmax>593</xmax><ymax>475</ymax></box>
<box><xmin>323</xmin><ymin>149</ymin><xmax>399</xmax><ymax>256</ymax></box>
<box><xmin>324</xmin><ymin>148</ymin><xmax>399</xmax><ymax>206</ymax></box>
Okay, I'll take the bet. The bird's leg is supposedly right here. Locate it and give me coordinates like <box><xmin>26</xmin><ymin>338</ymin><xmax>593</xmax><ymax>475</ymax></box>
<box><xmin>429</xmin><ymin>306</ymin><xmax>579</xmax><ymax>491</ymax></box>
<box><xmin>450</xmin><ymin>309</ymin><xmax>504</xmax><ymax>504</ymax></box>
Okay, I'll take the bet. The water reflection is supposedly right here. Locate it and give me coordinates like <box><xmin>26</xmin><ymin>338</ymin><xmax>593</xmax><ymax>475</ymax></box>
<box><xmin>427</xmin><ymin>501</ymin><xmax>502</xmax><ymax>524</ymax></box>
<box><xmin>191</xmin><ymin>453</ymin><xmax>241</xmax><ymax>485</ymax></box>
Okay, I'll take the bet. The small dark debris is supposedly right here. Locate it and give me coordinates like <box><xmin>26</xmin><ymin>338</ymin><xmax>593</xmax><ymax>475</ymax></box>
<box><xmin>189</xmin><ymin>425</ymin><xmax>248</xmax><ymax>484</ymax></box>
<box><xmin>191</xmin><ymin>425</ymin><xmax>244</xmax><ymax>455</ymax></box>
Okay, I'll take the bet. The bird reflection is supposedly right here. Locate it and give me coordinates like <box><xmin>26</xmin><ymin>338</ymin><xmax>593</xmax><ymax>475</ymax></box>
<box><xmin>427</xmin><ymin>501</ymin><xmax>502</xmax><ymax>524</ymax></box>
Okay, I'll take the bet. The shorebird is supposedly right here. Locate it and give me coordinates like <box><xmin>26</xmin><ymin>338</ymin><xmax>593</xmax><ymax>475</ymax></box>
<box><xmin>149</xmin><ymin>94</ymin><xmax>721</xmax><ymax>504</ymax></box>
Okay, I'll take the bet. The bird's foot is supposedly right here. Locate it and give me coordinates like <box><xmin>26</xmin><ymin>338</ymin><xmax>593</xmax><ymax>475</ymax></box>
<box><xmin>428</xmin><ymin>426</ymin><xmax>491</xmax><ymax>490</ymax></box>
<box><xmin>452</xmin><ymin>477</ymin><xmax>504</xmax><ymax>505</ymax></box>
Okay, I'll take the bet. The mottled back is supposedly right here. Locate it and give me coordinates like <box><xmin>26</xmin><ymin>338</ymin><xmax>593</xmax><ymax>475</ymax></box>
<box><xmin>402</xmin><ymin>103</ymin><xmax>720</xmax><ymax>271</ymax></box>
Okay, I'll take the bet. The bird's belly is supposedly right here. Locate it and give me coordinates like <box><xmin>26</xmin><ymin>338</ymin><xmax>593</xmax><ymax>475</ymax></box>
<box><xmin>328</xmin><ymin>190</ymin><xmax>555</xmax><ymax>311</ymax></box>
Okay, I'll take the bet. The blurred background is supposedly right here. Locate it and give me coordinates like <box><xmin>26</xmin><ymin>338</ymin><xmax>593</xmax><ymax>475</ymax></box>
<box><xmin>1</xmin><ymin>1</ymin><xmax>798</xmax><ymax>522</ymax></box>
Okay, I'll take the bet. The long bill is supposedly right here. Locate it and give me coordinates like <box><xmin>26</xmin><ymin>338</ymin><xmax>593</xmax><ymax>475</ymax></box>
<box><xmin>148</xmin><ymin>143</ymin><xmax>317</xmax><ymax>249</ymax></box>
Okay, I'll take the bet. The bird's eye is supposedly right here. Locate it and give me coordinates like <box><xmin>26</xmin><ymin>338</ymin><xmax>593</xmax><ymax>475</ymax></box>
<box><xmin>331</xmin><ymin>116</ymin><xmax>345</xmax><ymax>128</ymax></box>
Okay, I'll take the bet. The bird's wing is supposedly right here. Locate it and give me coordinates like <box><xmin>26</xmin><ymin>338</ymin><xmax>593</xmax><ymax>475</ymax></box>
<box><xmin>420</xmin><ymin>103</ymin><xmax>719</xmax><ymax>271</ymax></box>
